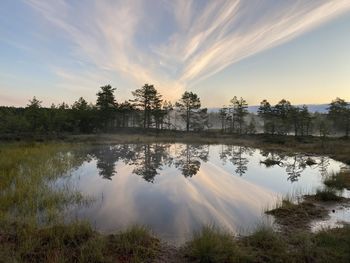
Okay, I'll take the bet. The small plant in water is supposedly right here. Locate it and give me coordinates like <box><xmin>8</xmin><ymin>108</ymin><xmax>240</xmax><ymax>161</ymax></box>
<box><xmin>324</xmin><ymin>171</ymin><xmax>350</xmax><ymax>190</ymax></box>
<box><xmin>314</xmin><ymin>188</ymin><xmax>342</xmax><ymax>202</ymax></box>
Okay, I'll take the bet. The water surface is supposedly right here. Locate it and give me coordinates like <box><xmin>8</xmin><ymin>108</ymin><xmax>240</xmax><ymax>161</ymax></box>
<box><xmin>59</xmin><ymin>143</ymin><xmax>346</xmax><ymax>244</ymax></box>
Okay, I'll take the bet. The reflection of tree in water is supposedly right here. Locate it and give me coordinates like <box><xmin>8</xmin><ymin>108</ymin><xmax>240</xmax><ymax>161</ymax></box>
<box><xmin>259</xmin><ymin>150</ymin><xmax>312</xmax><ymax>182</ymax></box>
<box><xmin>317</xmin><ymin>156</ymin><xmax>330</xmax><ymax>177</ymax></box>
<box><xmin>220</xmin><ymin>146</ymin><xmax>253</xmax><ymax>176</ymax></box>
<box><xmin>88</xmin><ymin>144</ymin><xmax>334</xmax><ymax>183</ymax></box>
<box><xmin>259</xmin><ymin>150</ymin><xmax>285</xmax><ymax>165</ymax></box>
<box><xmin>90</xmin><ymin>144</ymin><xmax>142</xmax><ymax>180</ymax></box>
<box><xmin>131</xmin><ymin>144</ymin><xmax>172</xmax><ymax>183</ymax></box>
<box><xmin>90</xmin><ymin>143</ymin><xmax>208</xmax><ymax>182</ymax></box>
<box><xmin>175</xmin><ymin>144</ymin><xmax>209</xmax><ymax>177</ymax></box>
<box><xmin>285</xmin><ymin>155</ymin><xmax>307</xmax><ymax>182</ymax></box>
<box><xmin>89</xmin><ymin>145</ymin><xmax>121</xmax><ymax>180</ymax></box>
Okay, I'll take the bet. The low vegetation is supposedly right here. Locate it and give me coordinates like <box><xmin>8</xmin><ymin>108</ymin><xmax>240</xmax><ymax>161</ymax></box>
<box><xmin>106</xmin><ymin>226</ymin><xmax>160</xmax><ymax>262</ymax></box>
<box><xmin>182</xmin><ymin>226</ymin><xmax>248</xmax><ymax>263</ymax></box>
<box><xmin>0</xmin><ymin>143</ymin><xmax>161</xmax><ymax>262</ymax></box>
<box><xmin>0</xmin><ymin>222</ymin><xmax>160</xmax><ymax>263</ymax></box>
<box><xmin>183</xmin><ymin>225</ymin><xmax>350</xmax><ymax>263</ymax></box>
<box><xmin>266</xmin><ymin>198</ymin><xmax>327</xmax><ymax>230</ymax></box>
<box><xmin>313</xmin><ymin>188</ymin><xmax>343</xmax><ymax>202</ymax></box>
<box><xmin>265</xmin><ymin>186</ymin><xmax>350</xmax><ymax>231</ymax></box>
<box><xmin>324</xmin><ymin>170</ymin><xmax>350</xmax><ymax>190</ymax></box>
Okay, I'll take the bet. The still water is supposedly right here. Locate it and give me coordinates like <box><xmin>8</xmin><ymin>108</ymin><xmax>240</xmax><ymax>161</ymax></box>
<box><xmin>59</xmin><ymin>144</ymin><xmax>346</xmax><ymax>244</ymax></box>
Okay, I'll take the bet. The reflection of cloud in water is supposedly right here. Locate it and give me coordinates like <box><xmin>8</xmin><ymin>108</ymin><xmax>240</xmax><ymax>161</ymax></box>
<box><xmin>183</xmin><ymin>162</ymin><xmax>277</xmax><ymax>230</ymax></box>
<box><xmin>71</xmin><ymin>158</ymin><xmax>277</xmax><ymax>244</ymax></box>
<box><xmin>61</xmin><ymin>144</ymin><xmax>347</xmax><ymax>244</ymax></box>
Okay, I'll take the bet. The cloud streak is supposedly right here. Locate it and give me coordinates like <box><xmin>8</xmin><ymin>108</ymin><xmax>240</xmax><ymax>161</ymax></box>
<box><xmin>25</xmin><ymin>0</ymin><xmax>350</xmax><ymax>101</ymax></box>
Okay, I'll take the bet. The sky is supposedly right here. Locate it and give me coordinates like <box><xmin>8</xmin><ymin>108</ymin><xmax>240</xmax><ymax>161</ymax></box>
<box><xmin>1</xmin><ymin>0</ymin><xmax>350</xmax><ymax>108</ymax></box>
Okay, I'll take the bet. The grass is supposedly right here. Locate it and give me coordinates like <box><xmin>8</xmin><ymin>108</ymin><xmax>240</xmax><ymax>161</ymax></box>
<box><xmin>182</xmin><ymin>226</ymin><xmax>249</xmax><ymax>263</ymax></box>
<box><xmin>0</xmin><ymin>222</ymin><xmax>160</xmax><ymax>263</ymax></box>
<box><xmin>0</xmin><ymin>143</ymin><xmax>214</xmax><ymax>262</ymax></box>
<box><xmin>0</xmin><ymin>222</ymin><xmax>104</xmax><ymax>263</ymax></box>
<box><xmin>106</xmin><ymin>225</ymin><xmax>160</xmax><ymax>262</ymax></box>
<box><xmin>265</xmin><ymin>188</ymin><xmax>348</xmax><ymax>232</ymax></box>
<box><xmin>313</xmin><ymin>188</ymin><xmax>342</xmax><ymax>202</ymax></box>
<box><xmin>0</xmin><ymin>142</ymin><xmax>94</xmax><ymax>262</ymax></box>
<box><xmin>311</xmin><ymin>224</ymin><xmax>350</xmax><ymax>261</ymax></box>
<box><xmin>0</xmin><ymin>142</ymin><xmax>86</xmax><ymax>224</ymax></box>
<box><xmin>241</xmin><ymin>225</ymin><xmax>288</xmax><ymax>262</ymax></box>
<box><xmin>0</xmin><ymin>143</ymin><xmax>160</xmax><ymax>262</ymax></box>
<box><xmin>265</xmin><ymin>198</ymin><xmax>327</xmax><ymax>230</ymax></box>
<box><xmin>324</xmin><ymin>170</ymin><xmax>350</xmax><ymax>190</ymax></box>
<box><xmin>182</xmin><ymin>224</ymin><xmax>350</xmax><ymax>262</ymax></box>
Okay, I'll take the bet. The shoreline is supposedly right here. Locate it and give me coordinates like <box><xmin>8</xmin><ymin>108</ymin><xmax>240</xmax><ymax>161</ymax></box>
<box><xmin>2</xmin><ymin>131</ymin><xmax>348</xmax><ymax>164</ymax></box>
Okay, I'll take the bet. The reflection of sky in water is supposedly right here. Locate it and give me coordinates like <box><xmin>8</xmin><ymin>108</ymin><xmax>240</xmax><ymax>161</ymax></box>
<box><xmin>311</xmin><ymin>201</ymin><xmax>350</xmax><ymax>232</ymax></box>
<box><xmin>61</xmin><ymin>144</ymin><xmax>346</xmax><ymax>244</ymax></box>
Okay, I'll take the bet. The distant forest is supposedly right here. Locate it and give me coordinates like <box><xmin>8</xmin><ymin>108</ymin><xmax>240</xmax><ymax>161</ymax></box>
<box><xmin>1</xmin><ymin>84</ymin><xmax>349</xmax><ymax>138</ymax></box>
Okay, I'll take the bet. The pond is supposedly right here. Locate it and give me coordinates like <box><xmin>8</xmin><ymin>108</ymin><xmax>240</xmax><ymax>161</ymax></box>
<box><xmin>57</xmin><ymin>143</ymin><xmax>346</xmax><ymax>244</ymax></box>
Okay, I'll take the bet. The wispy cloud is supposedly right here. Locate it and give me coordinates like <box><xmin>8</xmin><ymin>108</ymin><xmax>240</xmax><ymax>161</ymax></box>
<box><xmin>162</xmin><ymin>0</ymin><xmax>350</xmax><ymax>86</ymax></box>
<box><xmin>25</xmin><ymin>0</ymin><xmax>350</xmax><ymax>101</ymax></box>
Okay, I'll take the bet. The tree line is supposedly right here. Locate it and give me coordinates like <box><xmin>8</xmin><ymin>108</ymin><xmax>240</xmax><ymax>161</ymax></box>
<box><xmin>218</xmin><ymin>97</ymin><xmax>349</xmax><ymax>138</ymax></box>
<box><xmin>0</xmin><ymin>84</ymin><xmax>208</xmax><ymax>134</ymax></box>
<box><xmin>0</xmin><ymin>83</ymin><xmax>349</xmax><ymax>138</ymax></box>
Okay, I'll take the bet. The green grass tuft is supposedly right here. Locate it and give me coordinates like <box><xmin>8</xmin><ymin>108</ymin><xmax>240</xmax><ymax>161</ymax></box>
<box><xmin>324</xmin><ymin>171</ymin><xmax>350</xmax><ymax>190</ymax></box>
<box><xmin>107</xmin><ymin>225</ymin><xmax>160</xmax><ymax>263</ymax></box>
<box><xmin>183</xmin><ymin>226</ymin><xmax>248</xmax><ymax>263</ymax></box>
<box><xmin>314</xmin><ymin>188</ymin><xmax>342</xmax><ymax>202</ymax></box>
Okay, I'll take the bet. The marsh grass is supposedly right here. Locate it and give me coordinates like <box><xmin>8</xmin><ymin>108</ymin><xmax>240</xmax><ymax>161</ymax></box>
<box><xmin>106</xmin><ymin>225</ymin><xmax>160</xmax><ymax>262</ymax></box>
<box><xmin>324</xmin><ymin>171</ymin><xmax>350</xmax><ymax>190</ymax></box>
<box><xmin>266</xmin><ymin>197</ymin><xmax>327</xmax><ymax>230</ymax></box>
<box><xmin>266</xmin><ymin>186</ymin><xmax>347</xmax><ymax>233</ymax></box>
<box><xmin>0</xmin><ymin>143</ymin><xmax>161</xmax><ymax>262</ymax></box>
<box><xmin>183</xmin><ymin>224</ymin><xmax>350</xmax><ymax>262</ymax></box>
<box><xmin>313</xmin><ymin>188</ymin><xmax>342</xmax><ymax>202</ymax></box>
<box><xmin>241</xmin><ymin>225</ymin><xmax>288</xmax><ymax>262</ymax></box>
<box><xmin>182</xmin><ymin>226</ymin><xmax>249</xmax><ymax>263</ymax></box>
<box><xmin>0</xmin><ymin>143</ymin><xmax>96</xmax><ymax>261</ymax></box>
<box><xmin>0</xmin><ymin>143</ymin><xmax>86</xmax><ymax>226</ymax></box>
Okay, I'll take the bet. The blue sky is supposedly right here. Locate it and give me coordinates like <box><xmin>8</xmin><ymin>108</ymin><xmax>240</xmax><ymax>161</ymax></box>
<box><xmin>1</xmin><ymin>0</ymin><xmax>350</xmax><ymax>107</ymax></box>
